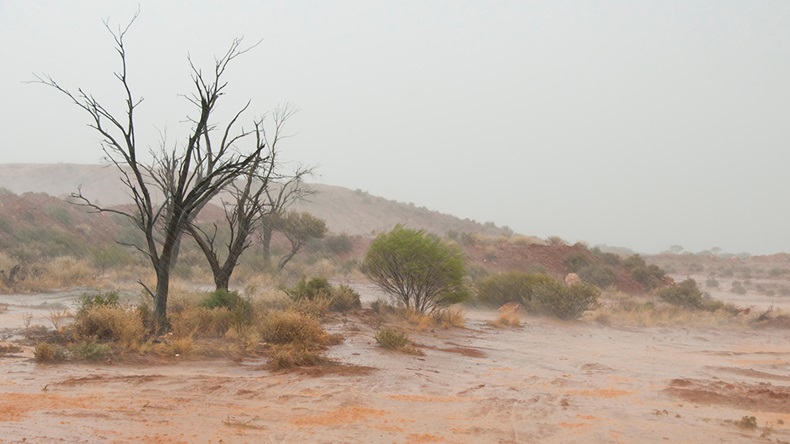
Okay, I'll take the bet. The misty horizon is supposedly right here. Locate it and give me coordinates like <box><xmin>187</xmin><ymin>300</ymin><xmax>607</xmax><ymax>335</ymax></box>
<box><xmin>1</xmin><ymin>1</ymin><xmax>788</xmax><ymax>255</ymax></box>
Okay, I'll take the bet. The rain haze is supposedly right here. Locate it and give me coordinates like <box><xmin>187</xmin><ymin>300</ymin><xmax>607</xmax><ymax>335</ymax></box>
<box><xmin>1</xmin><ymin>0</ymin><xmax>789</xmax><ymax>255</ymax></box>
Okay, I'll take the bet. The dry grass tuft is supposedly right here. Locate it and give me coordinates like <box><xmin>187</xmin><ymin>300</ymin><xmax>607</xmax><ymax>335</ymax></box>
<box><xmin>488</xmin><ymin>302</ymin><xmax>523</xmax><ymax>328</ymax></box>
<box><xmin>266</xmin><ymin>343</ymin><xmax>330</xmax><ymax>371</ymax></box>
<box><xmin>258</xmin><ymin>309</ymin><xmax>328</xmax><ymax>346</ymax></box>
<box><xmin>432</xmin><ymin>306</ymin><xmax>466</xmax><ymax>328</ymax></box>
<box><xmin>374</xmin><ymin>327</ymin><xmax>424</xmax><ymax>355</ymax></box>
<box><xmin>72</xmin><ymin>305</ymin><xmax>147</xmax><ymax>350</ymax></box>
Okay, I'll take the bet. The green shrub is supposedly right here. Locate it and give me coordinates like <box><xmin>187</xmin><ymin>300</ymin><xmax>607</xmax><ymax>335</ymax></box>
<box><xmin>563</xmin><ymin>252</ymin><xmax>591</xmax><ymax>272</ymax></box>
<box><xmin>72</xmin><ymin>304</ymin><xmax>147</xmax><ymax>345</ymax></box>
<box><xmin>69</xmin><ymin>341</ymin><xmax>113</xmax><ymax>361</ymax></box>
<box><xmin>361</xmin><ymin>225</ymin><xmax>469</xmax><ymax>313</ymax></box>
<box><xmin>623</xmin><ymin>255</ymin><xmax>667</xmax><ymax>290</ymax></box>
<box><xmin>76</xmin><ymin>291</ymin><xmax>120</xmax><ymax>315</ymax></box>
<box><xmin>475</xmin><ymin>272</ymin><xmax>558</xmax><ymax>307</ymax></box>
<box><xmin>321</xmin><ymin>234</ymin><xmax>354</xmax><ymax>256</ymax></box>
<box><xmin>655</xmin><ymin>279</ymin><xmax>704</xmax><ymax>309</ymax></box>
<box><xmin>287</xmin><ymin>277</ymin><xmax>333</xmax><ymax>301</ymax></box>
<box><xmin>530</xmin><ymin>281</ymin><xmax>601</xmax><ymax>320</ymax></box>
<box><xmin>374</xmin><ymin>327</ymin><xmax>410</xmax><ymax>349</ymax></box>
<box><xmin>329</xmin><ymin>284</ymin><xmax>361</xmax><ymax>312</ymax></box>
<box><xmin>705</xmin><ymin>277</ymin><xmax>719</xmax><ymax>288</ymax></box>
<box><xmin>577</xmin><ymin>264</ymin><xmax>616</xmax><ymax>288</ymax></box>
<box><xmin>200</xmin><ymin>289</ymin><xmax>253</xmax><ymax>326</ymax></box>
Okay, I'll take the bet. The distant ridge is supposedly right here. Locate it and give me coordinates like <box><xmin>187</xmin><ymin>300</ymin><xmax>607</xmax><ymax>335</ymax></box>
<box><xmin>0</xmin><ymin>163</ymin><xmax>515</xmax><ymax>238</ymax></box>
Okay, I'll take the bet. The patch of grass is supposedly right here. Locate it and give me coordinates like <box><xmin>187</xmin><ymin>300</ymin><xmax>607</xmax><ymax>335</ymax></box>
<box><xmin>374</xmin><ymin>327</ymin><xmax>409</xmax><ymax>349</ymax></box>
<box><xmin>530</xmin><ymin>282</ymin><xmax>600</xmax><ymax>320</ymax></box>
<box><xmin>432</xmin><ymin>306</ymin><xmax>465</xmax><ymax>328</ymax></box>
<box><xmin>69</xmin><ymin>341</ymin><xmax>113</xmax><ymax>361</ymax></box>
<box><xmin>72</xmin><ymin>305</ymin><xmax>147</xmax><ymax>349</ymax></box>
<box><xmin>374</xmin><ymin>327</ymin><xmax>423</xmax><ymax>355</ymax></box>
<box><xmin>47</xmin><ymin>308</ymin><xmax>70</xmax><ymax>331</ymax></box>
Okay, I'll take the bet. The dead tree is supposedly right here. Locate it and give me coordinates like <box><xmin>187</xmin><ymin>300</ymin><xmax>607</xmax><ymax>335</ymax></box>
<box><xmin>35</xmin><ymin>15</ymin><xmax>266</xmax><ymax>330</ymax></box>
<box><xmin>259</xmin><ymin>167</ymin><xmax>314</xmax><ymax>267</ymax></box>
<box><xmin>186</xmin><ymin>104</ymin><xmax>297</xmax><ymax>290</ymax></box>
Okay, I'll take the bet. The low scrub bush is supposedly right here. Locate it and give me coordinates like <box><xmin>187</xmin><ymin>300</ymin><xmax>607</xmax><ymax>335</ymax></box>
<box><xmin>329</xmin><ymin>284</ymin><xmax>362</xmax><ymax>312</ymax></box>
<box><xmin>200</xmin><ymin>289</ymin><xmax>253</xmax><ymax>327</ymax></box>
<box><xmin>169</xmin><ymin>306</ymin><xmax>232</xmax><ymax>339</ymax></box>
<box><xmin>267</xmin><ymin>344</ymin><xmax>329</xmax><ymax>370</ymax></box>
<box><xmin>69</xmin><ymin>341</ymin><xmax>113</xmax><ymax>361</ymax></box>
<box><xmin>705</xmin><ymin>277</ymin><xmax>719</xmax><ymax>288</ymax></box>
<box><xmin>258</xmin><ymin>310</ymin><xmax>327</xmax><ymax>346</ymax></box>
<box><xmin>475</xmin><ymin>272</ymin><xmax>557</xmax><ymax>307</ymax></box>
<box><xmin>656</xmin><ymin>279</ymin><xmax>705</xmax><ymax>309</ymax></box>
<box><xmin>34</xmin><ymin>342</ymin><xmax>69</xmax><ymax>362</ymax></box>
<box><xmin>563</xmin><ymin>252</ymin><xmax>591</xmax><ymax>272</ymax></box>
<box><xmin>72</xmin><ymin>305</ymin><xmax>147</xmax><ymax>348</ymax></box>
<box><xmin>623</xmin><ymin>255</ymin><xmax>667</xmax><ymax>290</ymax></box>
<box><xmin>76</xmin><ymin>291</ymin><xmax>120</xmax><ymax>315</ymax></box>
<box><xmin>577</xmin><ymin>264</ymin><xmax>616</xmax><ymax>288</ymax></box>
<box><xmin>432</xmin><ymin>306</ymin><xmax>465</xmax><ymax>328</ymax></box>
<box><xmin>374</xmin><ymin>327</ymin><xmax>410</xmax><ymax>349</ymax></box>
<box><xmin>530</xmin><ymin>281</ymin><xmax>601</xmax><ymax>320</ymax></box>
<box><xmin>286</xmin><ymin>278</ymin><xmax>360</xmax><ymax>313</ymax></box>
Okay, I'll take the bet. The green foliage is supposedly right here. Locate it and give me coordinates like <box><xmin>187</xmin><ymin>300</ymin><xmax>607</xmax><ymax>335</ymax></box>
<box><xmin>577</xmin><ymin>264</ymin><xmax>616</xmax><ymax>288</ymax></box>
<box><xmin>286</xmin><ymin>277</ymin><xmax>361</xmax><ymax>313</ymax></box>
<box><xmin>475</xmin><ymin>272</ymin><xmax>557</xmax><ymax>306</ymax></box>
<box><xmin>623</xmin><ymin>254</ymin><xmax>667</xmax><ymax>290</ymax></box>
<box><xmin>591</xmin><ymin>247</ymin><xmax>622</xmax><ymax>265</ymax></box>
<box><xmin>45</xmin><ymin>205</ymin><xmax>72</xmax><ymax>226</ymax></box>
<box><xmin>329</xmin><ymin>284</ymin><xmax>362</xmax><ymax>312</ymax></box>
<box><xmin>69</xmin><ymin>341</ymin><xmax>113</xmax><ymax>361</ymax></box>
<box><xmin>320</xmin><ymin>234</ymin><xmax>354</xmax><ymax>256</ymax></box>
<box><xmin>200</xmin><ymin>289</ymin><xmax>253</xmax><ymax>326</ymax></box>
<box><xmin>76</xmin><ymin>291</ymin><xmax>120</xmax><ymax>315</ymax></box>
<box><xmin>374</xmin><ymin>327</ymin><xmax>410</xmax><ymax>349</ymax></box>
<box><xmin>361</xmin><ymin>225</ymin><xmax>469</xmax><ymax>313</ymax></box>
<box><xmin>288</xmin><ymin>277</ymin><xmax>333</xmax><ymax>301</ymax></box>
<box><xmin>705</xmin><ymin>277</ymin><xmax>719</xmax><ymax>288</ymax></box>
<box><xmin>655</xmin><ymin>279</ymin><xmax>705</xmax><ymax>309</ymax></box>
<box><xmin>530</xmin><ymin>281</ymin><xmax>601</xmax><ymax>320</ymax></box>
<box><xmin>563</xmin><ymin>252</ymin><xmax>591</xmax><ymax>272</ymax></box>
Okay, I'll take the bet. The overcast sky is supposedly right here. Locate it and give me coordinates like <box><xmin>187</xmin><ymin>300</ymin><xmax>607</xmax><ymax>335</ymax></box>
<box><xmin>1</xmin><ymin>1</ymin><xmax>788</xmax><ymax>255</ymax></box>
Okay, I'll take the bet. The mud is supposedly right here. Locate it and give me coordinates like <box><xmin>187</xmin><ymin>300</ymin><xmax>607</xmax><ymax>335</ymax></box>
<box><xmin>1</xmin><ymin>290</ymin><xmax>789</xmax><ymax>443</ymax></box>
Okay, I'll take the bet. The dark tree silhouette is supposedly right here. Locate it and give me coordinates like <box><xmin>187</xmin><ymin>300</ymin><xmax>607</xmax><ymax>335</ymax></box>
<box><xmin>35</xmin><ymin>14</ymin><xmax>267</xmax><ymax>330</ymax></box>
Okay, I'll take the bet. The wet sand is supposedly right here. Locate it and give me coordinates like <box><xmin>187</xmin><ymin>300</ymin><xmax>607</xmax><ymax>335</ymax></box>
<box><xmin>1</xmin><ymin>291</ymin><xmax>788</xmax><ymax>443</ymax></box>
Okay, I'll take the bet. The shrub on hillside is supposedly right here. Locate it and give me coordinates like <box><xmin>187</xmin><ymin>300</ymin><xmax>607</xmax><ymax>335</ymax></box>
<box><xmin>530</xmin><ymin>281</ymin><xmax>601</xmax><ymax>320</ymax></box>
<box><xmin>623</xmin><ymin>255</ymin><xmax>667</xmax><ymax>290</ymax></box>
<box><xmin>655</xmin><ymin>279</ymin><xmax>704</xmax><ymax>309</ymax></box>
<box><xmin>475</xmin><ymin>272</ymin><xmax>557</xmax><ymax>306</ymax></box>
<box><xmin>577</xmin><ymin>264</ymin><xmax>616</xmax><ymax>288</ymax></box>
<box><xmin>563</xmin><ymin>252</ymin><xmax>591</xmax><ymax>273</ymax></box>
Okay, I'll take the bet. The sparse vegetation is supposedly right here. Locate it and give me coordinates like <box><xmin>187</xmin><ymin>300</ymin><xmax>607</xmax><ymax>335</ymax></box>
<box><xmin>530</xmin><ymin>281</ymin><xmax>601</xmax><ymax>320</ymax></box>
<box><xmin>475</xmin><ymin>272</ymin><xmax>556</xmax><ymax>307</ymax></box>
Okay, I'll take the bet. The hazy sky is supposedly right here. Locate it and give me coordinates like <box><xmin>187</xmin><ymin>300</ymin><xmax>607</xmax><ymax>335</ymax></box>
<box><xmin>1</xmin><ymin>1</ymin><xmax>789</xmax><ymax>254</ymax></box>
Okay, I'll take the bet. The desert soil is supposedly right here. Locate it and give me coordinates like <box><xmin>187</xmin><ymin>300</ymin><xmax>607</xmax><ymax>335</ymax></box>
<box><xmin>1</xmin><ymin>287</ymin><xmax>788</xmax><ymax>443</ymax></box>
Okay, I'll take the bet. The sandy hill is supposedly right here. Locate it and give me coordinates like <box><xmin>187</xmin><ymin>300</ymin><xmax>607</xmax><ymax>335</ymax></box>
<box><xmin>0</xmin><ymin>163</ymin><xmax>512</xmax><ymax>238</ymax></box>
